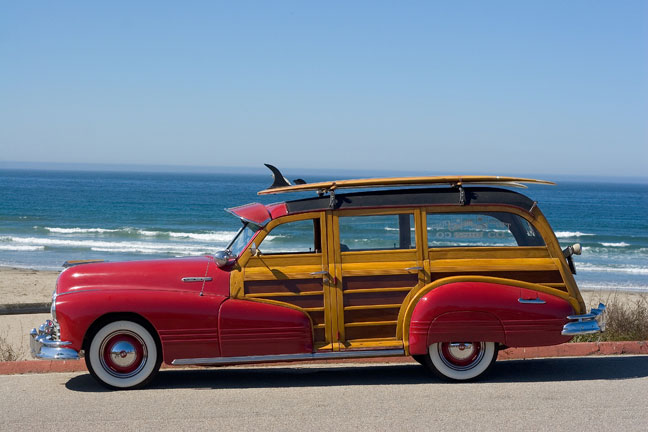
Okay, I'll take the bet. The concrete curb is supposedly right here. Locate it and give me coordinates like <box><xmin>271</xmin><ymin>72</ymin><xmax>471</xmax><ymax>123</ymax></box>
<box><xmin>1</xmin><ymin>341</ymin><xmax>646</xmax><ymax>376</ymax></box>
<box><xmin>0</xmin><ymin>303</ymin><xmax>50</xmax><ymax>315</ymax></box>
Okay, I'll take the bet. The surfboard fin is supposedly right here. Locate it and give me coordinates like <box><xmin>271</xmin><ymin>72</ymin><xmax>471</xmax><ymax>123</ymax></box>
<box><xmin>264</xmin><ymin>164</ymin><xmax>292</xmax><ymax>189</ymax></box>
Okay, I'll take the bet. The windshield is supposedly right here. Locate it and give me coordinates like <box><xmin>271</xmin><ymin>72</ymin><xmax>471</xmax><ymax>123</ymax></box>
<box><xmin>226</xmin><ymin>222</ymin><xmax>261</xmax><ymax>257</ymax></box>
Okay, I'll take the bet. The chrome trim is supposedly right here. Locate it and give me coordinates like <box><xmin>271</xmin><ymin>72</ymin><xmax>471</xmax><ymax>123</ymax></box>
<box><xmin>30</xmin><ymin>321</ymin><xmax>80</xmax><ymax>360</ymax></box>
<box><xmin>50</xmin><ymin>293</ymin><xmax>57</xmax><ymax>322</ymax></box>
<box><xmin>171</xmin><ymin>349</ymin><xmax>405</xmax><ymax>366</ymax></box>
<box><xmin>562</xmin><ymin>303</ymin><xmax>607</xmax><ymax>336</ymax></box>
<box><xmin>518</xmin><ymin>298</ymin><xmax>546</xmax><ymax>304</ymax></box>
<box><xmin>405</xmin><ymin>266</ymin><xmax>424</xmax><ymax>271</ymax></box>
<box><xmin>181</xmin><ymin>277</ymin><xmax>213</xmax><ymax>283</ymax></box>
<box><xmin>309</xmin><ymin>271</ymin><xmax>328</xmax><ymax>276</ymax></box>
<box><xmin>56</xmin><ymin>288</ymin><xmax>102</xmax><ymax>297</ymax></box>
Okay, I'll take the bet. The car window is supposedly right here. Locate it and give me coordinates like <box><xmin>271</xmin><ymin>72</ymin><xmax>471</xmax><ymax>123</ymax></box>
<box><xmin>339</xmin><ymin>214</ymin><xmax>415</xmax><ymax>252</ymax></box>
<box><xmin>427</xmin><ymin>212</ymin><xmax>544</xmax><ymax>247</ymax></box>
<box><xmin>259</xmin><ymin>218</ymin><xmax>322</xmax><ymax>254</ymax></box>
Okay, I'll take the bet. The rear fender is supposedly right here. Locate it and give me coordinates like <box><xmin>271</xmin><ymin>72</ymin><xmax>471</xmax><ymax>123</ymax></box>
<box><xmin>404</xmin><ymin>277</ymin><xmax>575</xmax><ymax>355</ymax></box>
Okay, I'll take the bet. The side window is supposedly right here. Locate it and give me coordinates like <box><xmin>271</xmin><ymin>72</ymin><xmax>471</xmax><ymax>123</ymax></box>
<box><xmin>427</xmin><ymin>212</ymin><xmax>544</xmax><ymax>247</ymax></box>
<box><xmin>339</xmin><ymin>214</ymin><xmax>415</xmax><ymax>252</ymax></box>
<box><xmin>259</xmin><ymin>218</ymin><xmax>321</xmax><ymax>254</ymax></box>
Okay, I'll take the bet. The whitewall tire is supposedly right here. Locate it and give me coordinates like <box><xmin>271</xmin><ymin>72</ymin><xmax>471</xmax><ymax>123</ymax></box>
<box><xmin>425</xmin><ymin>341</ymin><xmax>497</xmax><ymax>381</ymax></box>
<box><xmin>86</xmin><ymin>320</ymin><xmax>161</xmax><ymax>390</ymax></box>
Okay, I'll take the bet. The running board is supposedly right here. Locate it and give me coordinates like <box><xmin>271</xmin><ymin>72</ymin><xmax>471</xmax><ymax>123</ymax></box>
<box><xmin>171</xmin><ymin>349</ymin><xmax>405</xmax><ymax>366</ymax></box>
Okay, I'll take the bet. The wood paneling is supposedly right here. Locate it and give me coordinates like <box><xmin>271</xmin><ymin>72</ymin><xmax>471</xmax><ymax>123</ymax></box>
<box><xmin>345</xmin><ymin>325</ymin><xmax>396</xmax><ymax>340</ymax></box>
<box><xmin>342</xmin><ymin>274</ymin><xmax>418</xmax><ymax>291</ymax></box>
<box><xmin>343</xmin><ymin>290</ymin><xmax>410</xmax><ymax>307</ymax></box>
<box><xmin>244</xmin><ymin>278</ymin><xmax>323</xmax><ymax>295</ymax></box>
<box><xmin>344</xmin><ymin>307</ymin><xmax>400</xmax><ymax>324</ymax></box>
<box><xmin>431</xmin><ymin>270</ymin><xmax>564</xmax><ymax>285</ymax></box>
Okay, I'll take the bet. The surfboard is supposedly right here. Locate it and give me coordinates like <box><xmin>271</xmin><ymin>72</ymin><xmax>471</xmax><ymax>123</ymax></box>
<box><xmin>258</xmin><ymin>175</ymin><xmax>555</xmax><ymax>195</ymax></box>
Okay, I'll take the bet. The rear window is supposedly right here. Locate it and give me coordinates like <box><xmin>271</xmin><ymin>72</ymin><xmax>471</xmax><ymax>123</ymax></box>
<box><xmin>427</xmin><ymin>212</ymin><xmax>544</xmax><ymax>247</ymax></box>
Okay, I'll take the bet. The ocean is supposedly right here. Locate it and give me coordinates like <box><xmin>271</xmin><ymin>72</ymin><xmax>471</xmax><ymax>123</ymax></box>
<box><xmin>1</xmin><ymin>169</ymin><xmax>647</xmax><ymax>292</ymax></box>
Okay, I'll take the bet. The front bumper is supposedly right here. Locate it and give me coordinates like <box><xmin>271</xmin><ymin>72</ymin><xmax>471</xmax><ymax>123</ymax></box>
<box><xmin>30</xmin><ymin>320</ymin><xmax>80</xmax><ymax>360</ymax></box>
<box><xmin>562</xmin><ymin>303</ymin><xmax>607</xmax><ymax>336</ymax></box>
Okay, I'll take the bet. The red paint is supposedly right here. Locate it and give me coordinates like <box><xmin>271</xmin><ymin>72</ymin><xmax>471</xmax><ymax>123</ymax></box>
<box><xmin>409</xmin><ymin>282</ymin><xmax>574</xmax><ymax>355</ymax></box>
<box><xmin>56</xmin><ymin>257</ymin><xmax>229</xmax><ymax>297</ymax></box>
<box><xmin>267</xmin><ymin>202</ymin><xmax>288</xmax><ymax>219</ymax></box>
<box><xmin>55</xmin><ymin>257</ymin><xmax>231</xmax><ymax>363</ymax></box>
<box><xmin>226</xmin><ymin>203</ymin><xmax>272</xmax><ymax>225</ymax></box>
<box><xmin>218</xmin><ymin>299</ymin><xmax>312</xmax><ymax>357</ymax></box>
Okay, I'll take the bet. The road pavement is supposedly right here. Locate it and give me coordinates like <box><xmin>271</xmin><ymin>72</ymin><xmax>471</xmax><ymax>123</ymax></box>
<box><xmin>1</xmin><ymin>356</ymin><xmax>647</xmax><ymax>431</ymax></box>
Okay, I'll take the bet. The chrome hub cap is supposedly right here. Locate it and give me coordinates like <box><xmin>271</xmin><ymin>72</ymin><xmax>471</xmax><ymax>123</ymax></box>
<box><xmin>439</xmin><ymin>342</ymin><xmax>485</xmax><ymax>371</ymax></box>
<box><xmin>110</xmin><ymin>341</ymin><xmax>138</xmax><ymax>368</ymax></box>
<box><xmin>99</xmin><ymin>331</ymin><xmax>148</xmax><ymax>378</ymax></box>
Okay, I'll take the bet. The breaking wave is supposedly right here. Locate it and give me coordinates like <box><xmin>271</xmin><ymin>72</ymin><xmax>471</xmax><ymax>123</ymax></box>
<box><xmin>554</xmin><ymin>231</ymin><xmax>595</xmax><ymax>238</ymax></box>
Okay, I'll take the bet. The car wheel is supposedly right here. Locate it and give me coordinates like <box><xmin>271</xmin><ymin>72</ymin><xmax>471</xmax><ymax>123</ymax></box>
<box><xmin>425</xmin><ymin>341</ymin><xmax>497</xmax><ymax>381</ymax></box>
<box><xmin>86</xmin><ymin>320</ymin><xmax>161</xmax><ymax>390</ymax></box>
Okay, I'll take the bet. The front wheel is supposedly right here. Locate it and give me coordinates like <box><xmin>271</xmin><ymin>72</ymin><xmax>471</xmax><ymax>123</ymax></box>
<box><xmin>86</xmin><ymin>320</ymin><xmax>161</xmax><ymax>390</ymax></box>
<box><xmin>424</xmin><ymin>341</ymin><xmax>497</xmax><ymax>381</ymax></box>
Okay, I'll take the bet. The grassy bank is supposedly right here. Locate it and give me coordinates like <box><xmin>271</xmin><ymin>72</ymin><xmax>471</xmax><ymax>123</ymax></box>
<box><xmin>572</xmin><ymin>294</ymin><xmax>648</xmax><ymax>342</ymax></box>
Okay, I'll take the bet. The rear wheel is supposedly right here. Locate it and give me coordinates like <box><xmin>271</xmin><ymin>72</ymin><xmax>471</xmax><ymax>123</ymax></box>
<box><xmin>86</xmin><ymin>320</ymin><xmax>161</xmax><ymax>390</ymax></box>
<box><xmin>424</xmin><ymin>341</ymin><xmax>497</xmax><ymax>381</ymax></box>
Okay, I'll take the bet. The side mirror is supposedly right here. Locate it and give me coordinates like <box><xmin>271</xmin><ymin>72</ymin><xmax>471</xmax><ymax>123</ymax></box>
<box><xmin>249</xmin><ymin>243</ymin><xmax>258</xmax><ymax>257</ymax></box>
<box><xmin>214</xmin><ymin>250</ymin><xmax>236</xmax><ymax>269</ymax></box>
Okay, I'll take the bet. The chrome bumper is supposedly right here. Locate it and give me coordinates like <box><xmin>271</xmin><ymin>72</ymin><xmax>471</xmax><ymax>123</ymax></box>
<box><xmin>562</xmin><ymin>303</ymin><xmax>607</xmax><ymax>336</ymax></box>
<box><xmin>30</xmin><ymin>320</ymin><xmax>80</xmax><ymax>360</ymax></box>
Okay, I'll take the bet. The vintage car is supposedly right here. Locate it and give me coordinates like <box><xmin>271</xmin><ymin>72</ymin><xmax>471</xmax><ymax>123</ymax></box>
<box><xmin>30</xmin><ymin>165</ymin><xmax>606</xmax><ymax>389</ymax></box>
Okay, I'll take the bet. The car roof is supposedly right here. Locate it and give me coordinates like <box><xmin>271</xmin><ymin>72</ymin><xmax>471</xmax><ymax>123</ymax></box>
<box><xmin>227</xmin><ymin>186</ymin><xmax>538</xmax><ymax>226</ymax></box>
<box><xmin>285</xmin><ymin>186</ymin><xmax>537</xmax><ymax>214</ymax></box>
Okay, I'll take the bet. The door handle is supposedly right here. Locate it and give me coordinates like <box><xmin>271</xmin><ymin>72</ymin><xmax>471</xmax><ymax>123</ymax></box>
<box><xmin>518</xmin><ymin>298</ymin><xmax>546</xmax><ymax>304</ymax></box>
<box><xmin>405</xmin><ymin>266</ymin><xmax>423</xmax><ymax>272</ymax></box>
<box><xmin>310</xmin><ymin>271</ymin><xmax>330</xmax><ymax>284</ymax></box>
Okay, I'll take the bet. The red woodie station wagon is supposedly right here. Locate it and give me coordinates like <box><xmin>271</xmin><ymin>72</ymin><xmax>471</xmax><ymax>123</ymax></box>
<box><xmin>31</xmin><ymin>165</ymin><xmax>606</xmax><ymax>389</ymax></box>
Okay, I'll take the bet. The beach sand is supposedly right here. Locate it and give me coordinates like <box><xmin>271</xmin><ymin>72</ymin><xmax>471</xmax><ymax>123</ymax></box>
<box><xmin>0</xmin><ymin>266</ymin><xmax>60</xmax><ymax>304</ymax></box>
<box><xmin>0</xmin><ymin>266</ymin><xmax>646</xmax><ymax>360</ymax></box>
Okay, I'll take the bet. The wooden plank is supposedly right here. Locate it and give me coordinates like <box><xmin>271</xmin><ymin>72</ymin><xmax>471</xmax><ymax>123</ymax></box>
<box><xmin>343</xmin><ymin>304</ymin><xmax>402</xmax><ymax>311</ymax></box>
<box><xmin>345</xmin><ymin>320</ymin><xmax>398</xmax><ymax>327</ymax></box>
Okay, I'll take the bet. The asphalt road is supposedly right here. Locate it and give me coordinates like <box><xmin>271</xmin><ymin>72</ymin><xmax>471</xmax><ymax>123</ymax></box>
<box><xmin>1</xmin><ymin>356</ymin><xmax>647</xmax><ymax>432</ymax></box>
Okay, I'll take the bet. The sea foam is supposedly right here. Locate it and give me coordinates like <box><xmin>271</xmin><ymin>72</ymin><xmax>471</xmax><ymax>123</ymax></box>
<box><xmin>554</xmin><ymin>231</ymin><xmax>595</xmax><ymax>238</ymax></box>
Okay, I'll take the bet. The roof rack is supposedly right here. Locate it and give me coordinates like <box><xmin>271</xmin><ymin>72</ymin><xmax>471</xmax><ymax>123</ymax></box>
<box><xmin>258</xmin><ymin>164</ymin><xmax>555</xmax><ymax>196</ymax></box>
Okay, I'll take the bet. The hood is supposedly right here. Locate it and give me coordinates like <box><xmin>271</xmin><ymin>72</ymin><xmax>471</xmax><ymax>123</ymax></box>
<box><xmin>56</xmin><ymin>256</ymin><xmax>229</xmax><ymax>297</ymax></box>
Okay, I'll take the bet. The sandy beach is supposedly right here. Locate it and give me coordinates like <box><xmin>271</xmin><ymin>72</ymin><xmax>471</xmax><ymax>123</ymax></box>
<box><xmin>0</xmin><ymin>266</ymin><xmax>60</xmax><ymax>304</ymax></box>
<box><xmin>0</xmin><ymin>266</ymin><xmax>645</xmax><ymax>361</ymax></box>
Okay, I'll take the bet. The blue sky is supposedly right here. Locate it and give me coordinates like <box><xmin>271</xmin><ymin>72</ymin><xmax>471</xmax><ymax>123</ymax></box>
<box><xmin>1</xmin><ymin>1</ymin><xmax>646</xmax><ymax>178</ymax></box>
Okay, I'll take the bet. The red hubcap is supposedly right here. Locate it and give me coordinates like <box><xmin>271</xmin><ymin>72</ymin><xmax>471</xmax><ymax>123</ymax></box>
<box><xmin>100</xmin><ymin>331</ymin><xmax>147</xmax><ymax>377</ymax></box>
<box><xmin>440</xmin><ymin>342</ymin><xmax>483</xmax><ymax>369</ymax></box>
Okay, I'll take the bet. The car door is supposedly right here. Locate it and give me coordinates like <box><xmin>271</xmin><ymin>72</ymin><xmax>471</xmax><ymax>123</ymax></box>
<box><xmin>327</xmin><ymin>209</ymin><xmax>426</xmax><ymax>350</ymax></box>
<box><xmin>237</xmin><ymin>213</ymin><xmax>334</xmax><ymax>349</ymax></box>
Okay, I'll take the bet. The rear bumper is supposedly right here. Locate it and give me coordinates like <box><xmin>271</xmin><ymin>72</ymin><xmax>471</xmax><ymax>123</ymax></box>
<box><xmin>30</xmin><ymin>320</ymin><xmax>80</xmax><ymax>360</ymax></box>
<box><xmin>562</xmin><ymin>303</ymin><xmax>607</xmax><ymax>336</ymax></box>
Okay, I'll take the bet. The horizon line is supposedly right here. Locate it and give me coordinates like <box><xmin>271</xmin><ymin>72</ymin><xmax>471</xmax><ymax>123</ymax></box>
<box><xmin>1</xmin><ymin>160</ymin><xmax>647</xmax><ymax>183</ymax></box>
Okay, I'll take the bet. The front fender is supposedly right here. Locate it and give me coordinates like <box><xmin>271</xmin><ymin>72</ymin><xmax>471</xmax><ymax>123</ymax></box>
<box><xmin>55</xmin><ymin>289</ymin><xmax>227</xmax><ymax>363</ymax></box>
